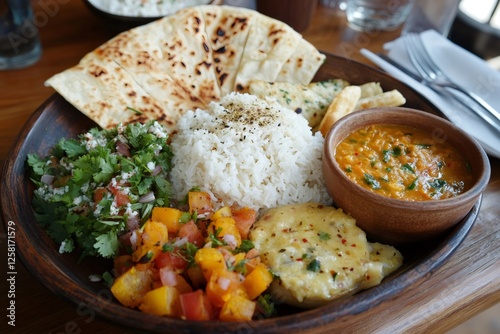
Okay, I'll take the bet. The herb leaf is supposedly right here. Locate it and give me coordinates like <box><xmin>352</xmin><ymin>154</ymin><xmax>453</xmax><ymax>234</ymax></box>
<box><xmin>307</xmin><ymin>258</ymin><xmax>321</xmax><ymax>272</ymax></box>
<box><xmin>364</xmin><ymin>173</ymin><xmax>381</xmax><ymax>189</ymax></box>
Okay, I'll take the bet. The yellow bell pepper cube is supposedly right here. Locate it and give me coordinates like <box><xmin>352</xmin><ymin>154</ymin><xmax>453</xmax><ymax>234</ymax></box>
<box><xmin>207</xmin><ymin>217</ymin><xmax>241</xmax><ymax>248</ymax></box>
<box><xmin>132</xmin><ymin>220</ymin><xmax>169</xmax><ymax>263</ymax></box>
<box><xmin>139</xmin><ymin>285</ymin><xmax>181</xmax><ymax>316</ymax></box>
<box><xmin>194</xmin><ymin>247</ymin><xmax>226</xmax><ymax>281</ymax></box>
<box><xmin>188</xmin><ymin>191</ymin><xmax>212</xmax><ymax>214</ymax></box>
<box><xmin>110</xmin><ymin>266</ymin><xmax>153</xmax><ymax>308</ymax></box>
<box><xmin>206</xmin><ymin>268</ymin><xmax>243</xmax><ymax>308</ymax></box>
<box><xmin>243</xmin><ymin>263</ymin><xmax>273</xmax><ymax>300</ymax></box>
<box><xmin>151</xmin><ymin>207</ymin><xmax>183</xmax><ymax>234</ymax></box>
<box><xmin>211</xmin><ymin>206</ymin><xmax>232</xmax><ymax>220</ymax></box>
<box><xmin>219</xmin><ymin>294</ymin><xmax>256</xmax><ymax>321</ymax></box>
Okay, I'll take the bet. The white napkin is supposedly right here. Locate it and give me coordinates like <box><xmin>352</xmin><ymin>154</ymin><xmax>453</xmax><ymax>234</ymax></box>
<box><xmin>360</xmin><ymin>29</ymin><xmax>500</xmax><ymax>159</ymax></box>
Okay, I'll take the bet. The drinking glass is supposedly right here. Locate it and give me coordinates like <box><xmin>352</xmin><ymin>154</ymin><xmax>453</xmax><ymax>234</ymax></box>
<box><xmin>345</xmin><ymin>0</ymin><xmax>415</xmax><ymax>31</ymax></box>
<box><xmin>402</xmin><ymin>0</ymin><xmax>461</xmax><ymax>36</ymax></box>
<box><xmin>0</xmin><ymin>0</ymin><xmax>42</xmax><ymax>70</ymax></box>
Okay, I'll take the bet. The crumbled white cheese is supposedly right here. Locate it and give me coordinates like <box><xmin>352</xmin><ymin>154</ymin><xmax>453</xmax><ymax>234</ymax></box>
<box><xmin>149</xmin><ymin>121</ymin><xmax>168</xmax><ymax>139</ymax></box>
<box><xmin>125</xmin><ymin>203</ymin><xmax>139</xmax><ymax>218</ymax></box>
<box><xmin>84</xmin><ymin>132</ymin><xmax>107</xmax><ymax>151</ymax></box>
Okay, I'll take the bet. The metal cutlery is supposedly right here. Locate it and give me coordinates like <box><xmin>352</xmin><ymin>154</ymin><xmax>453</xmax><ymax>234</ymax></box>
<box><xmin>403</xmin><ymin>32</ymin><xmax>500</xmax><ymax>133</ymax></box>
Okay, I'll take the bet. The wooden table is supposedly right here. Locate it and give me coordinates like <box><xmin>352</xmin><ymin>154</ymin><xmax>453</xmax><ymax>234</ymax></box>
<box><xmin>0</xmin><ymin>2</ymin><xmax>498</xmax><ymax>333</ymax></box>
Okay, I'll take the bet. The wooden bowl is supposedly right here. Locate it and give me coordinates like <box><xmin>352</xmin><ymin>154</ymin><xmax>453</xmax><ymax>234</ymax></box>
<box><xmin>323</xmin><ymin>107</ymin><xmax>491</xmax><ymax>244</ymax></box>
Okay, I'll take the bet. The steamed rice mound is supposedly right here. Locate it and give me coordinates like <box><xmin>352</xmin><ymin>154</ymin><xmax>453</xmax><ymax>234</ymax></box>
<box><xmin>169</xmin><ymin>92</ymin><xmax>330</xmax><ymax>211</ymax></box>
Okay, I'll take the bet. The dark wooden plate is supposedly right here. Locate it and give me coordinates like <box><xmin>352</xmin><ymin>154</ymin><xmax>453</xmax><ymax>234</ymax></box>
<box><xmin>0</xmin><ymin>54</ymin><xmax>479</xmax><ymax>333</ymax></box>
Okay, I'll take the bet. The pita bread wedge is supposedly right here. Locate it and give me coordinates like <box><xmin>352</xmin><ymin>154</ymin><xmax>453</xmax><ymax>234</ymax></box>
<box><xmin>276</xmin><ymin>38</ymin><xmax>326</xmax><ymax>85</ymax></box>
<box><xmin>200</xmin><ymin>5</ymin><xmax>255</xmax><ymax>97</ymax></box>
<box><xmin>45</xmin><ymin>58</ymin><xmax>177</xmax><ymax>131</ymax></box>
<box><xmin>233</xmin><ymin>13</ymin><xmax>302</xmax><ymax>92</ymax></box>
<box><xmin>85</xmin><ymin>6</ymin><xmax>221</xmax><ymax>104</ymax></box>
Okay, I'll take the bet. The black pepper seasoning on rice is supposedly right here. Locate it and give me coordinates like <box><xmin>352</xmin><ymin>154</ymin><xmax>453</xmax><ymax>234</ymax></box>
<box><xmin>169</xmin><ymin>92</ymin><xmax>331</xmax><ymax>211</ymax></box>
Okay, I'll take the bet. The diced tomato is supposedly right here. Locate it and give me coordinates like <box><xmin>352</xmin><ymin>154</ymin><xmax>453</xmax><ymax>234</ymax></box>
<box><xmin>180</xmin><ymin>290</ymin><xmax>214</xmax><ymax>321</ymax></box>
<box><xmin>93</xmin><ymin>187</ymin><xmax>108</xmax><ymax>204</ymax></box>
<box><xmin>231</xmin><ymin>207</ymin><xmax>257</xmax><ymax>239</ymax></box>
<box><xmin>155</xmin><ymin>248</ymin><xmax>188</xmax><ymax>272</ymax></box>
<box><xmin>110</xmin><ymin>185</ymin><xmax>130</xmax><ymax>206</ymax></box>
<box><xmin>178</xmin><ymin>220</ymin><xmax>205</xmax><ymax>247</ymax></box>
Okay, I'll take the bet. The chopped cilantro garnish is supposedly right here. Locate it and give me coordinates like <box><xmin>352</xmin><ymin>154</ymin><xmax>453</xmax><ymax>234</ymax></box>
<box><xmin>318</xmin><ymin>231</ymin><xmax>331</xmax><ymax>241</ymax></box>
<box><xmin>408</xmin><ymin>177</ymin><xmax>419</xmax><ymax>190</ymax></box>
<box><xmin>364</xmin><ymin>173</ymin><xmax>381</xmax><ymax>189</ymax></box>
<box><xmin>256</xmin><ymin>294</ymin><xmax>275</xmax><ymax>318</ymax></box>
<box><xmin>307</xmin><ymin>258</ymin><xmax>321</xmax><ymax>272</ymax></box>
<box><xmin>235</xmin><ymin>239</ymin><xmax>255</xmax><ymax>253</ymax></box>
<box><xmin>207</xmin><ymin>228</ymin><xmax>226</xmax><ymax>247</ymax></box>
<box><xmin>27</xmin><ymin>120</ymin><xmax>173</xmax><ymax>260</ymax></box>
<box><xmin>401</xmin><ymin>163</ymin><xmax>415</xmax><ymax>174</ymax></box>
<box><xmin>382</xmin><ymin>146</ymin><xmax>402</xmax><ymax>162</ymax></box>
<box><xmin>429</xmin><ymin>179</ymin><xmax>447</xmax><ymax>190</ymax></box>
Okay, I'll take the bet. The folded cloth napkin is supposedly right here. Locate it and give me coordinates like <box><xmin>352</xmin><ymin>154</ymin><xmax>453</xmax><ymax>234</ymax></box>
<box><xmin>361</xmin><ymin>29</ymin><xmax>500</xmax><ymax>159</ymax></box>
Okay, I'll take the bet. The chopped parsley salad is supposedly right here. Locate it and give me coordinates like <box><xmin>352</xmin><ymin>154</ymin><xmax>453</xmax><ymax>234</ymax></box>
<box><xmin>27</xmin><ymin>120</ymin><xmax>174</xmax><ymax>259</ymax></box>
<box><xmin>27</xmin><ymin>120</ymin><xmax>275</xmax><ymax>321</ymax></box>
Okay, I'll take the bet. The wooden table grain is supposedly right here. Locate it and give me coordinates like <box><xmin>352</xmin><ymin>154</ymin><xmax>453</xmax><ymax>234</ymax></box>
<box><xmin>0</xmin><ymin>2</ymin><xmax>498</xmax><ymax>333</ymax></box>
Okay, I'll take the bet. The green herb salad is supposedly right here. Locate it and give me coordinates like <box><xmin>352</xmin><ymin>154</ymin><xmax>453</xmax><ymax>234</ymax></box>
<box><xmin>27</xmin><ymin>120</ymin><xmax>173</xmax><ymax>260</ymax></box>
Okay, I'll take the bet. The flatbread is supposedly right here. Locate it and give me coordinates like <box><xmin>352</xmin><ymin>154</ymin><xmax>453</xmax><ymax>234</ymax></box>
<box><xmin>233</xmin><ymin>12</ymin><xmax>302</xmax><ymax>92</ymax></box>
<box><xmin>45</xmin><ymin>57</ymin><xmax>175</xmax><ymax>131</ymax></box>
<box><xmin>200</xmin><ymin>5</ymin><xmax>255</xmax><ymax>97</ymax></box>
<box><xmin>276</xmin><ymin>38</ymin><xmax>326</xmax><ymax>85</ymax></box>
<box><xmin>45</xmin><ymin>5</ymin><xmax>325</xmax><ymax>132</ymax></box>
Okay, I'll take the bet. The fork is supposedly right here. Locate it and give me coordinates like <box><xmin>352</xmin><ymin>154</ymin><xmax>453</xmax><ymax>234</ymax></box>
<box><xmin>403</xmin><ymin>33</ymin><xmax>500</xmax><ymax>133</ymax></box>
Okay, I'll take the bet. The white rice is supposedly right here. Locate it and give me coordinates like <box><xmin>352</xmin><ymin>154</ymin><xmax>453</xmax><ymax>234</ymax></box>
<box><xmin>169</xmin><ymin>92</ymin><xmax>331</xmax><ymax>211</ymax></box>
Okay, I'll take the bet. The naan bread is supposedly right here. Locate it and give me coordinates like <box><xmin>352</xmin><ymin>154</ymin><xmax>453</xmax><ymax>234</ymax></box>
<box><xmin>200</xmin><ymin>5</ymin><xmax>255</xmax><ymax>97</ymax></box>
<box><xmin>233</xmin><ymin>13</ymin><xmax>302</xmax><ymax>92</ymax></box>
<box><xmin>45</xmin><ymin>57</ymin><xmax>176</xmax><ymax>131</ymax></box>
<box><xmin>276</xmin><ymin>38</ymin><xmax>326</xmax><ymax>85</ymax></box>
<box><xmin>45</xmin><ymin>5</ymin><xmax>325</xmax><ymax>131</ymax></box>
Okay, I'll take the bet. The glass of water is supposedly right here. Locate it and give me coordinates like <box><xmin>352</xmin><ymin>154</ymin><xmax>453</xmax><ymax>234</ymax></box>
<box><xmin>345</xmin><ymin>0</ymin><xmax>415</xmax><ymax>31</ymax></box>
<box><xmin>0</xmin><ymin>0</ymin><xmax>42</xmax><ymax>70</ymax></box>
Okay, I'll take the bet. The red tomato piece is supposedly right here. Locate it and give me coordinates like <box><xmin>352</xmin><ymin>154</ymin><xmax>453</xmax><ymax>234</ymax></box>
<box><xmin>231</xmin><ymin>207</ymin><xmax>257</xmax><ymax>239</ymax></box>
<box><xmin>155</xmin><ymin>248</ymin><xmax>188</xmax><ymax>272</ymax></box>
<box><xmin>180</xmin><ymin>290</ymin><xmax>214</xmax><ymax>321</ymax></box>
<box><xmin>93</xmin><ymin>187</ymin><xmax>108</xmax><ymax>204</ymax></box>
<box><xmin>110</xmin><ymin>185</ymin><xmax>130</xmax><ymax>206</ymax></box>
<box><xmin>178</xmin><ymin>221</ymin><xmax>205</xmax><ymax>247</ymax></box>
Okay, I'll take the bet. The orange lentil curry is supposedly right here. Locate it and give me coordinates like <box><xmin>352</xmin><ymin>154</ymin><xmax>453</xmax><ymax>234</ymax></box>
<box><xmin>335</xmin><ymin>124</ymin><xmax>474</xmax><ymax>201</ymax></box>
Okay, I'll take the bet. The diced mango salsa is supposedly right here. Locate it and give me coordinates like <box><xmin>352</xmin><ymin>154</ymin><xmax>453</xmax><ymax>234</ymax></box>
<box><xmin>243</xmin><ymin>263</ymin><xmax>273</xmax><ymax>300</ymax></box>
<box><xmin>110</xmin><ymin>191</ymin><xmax>270</xmax><ymax>322</ymax></box>
<box><xmin>151</xmin><ymin>207</ymin><xmax>183</xmax><ymax>234</ymax></box>
<box><xmin>132</xmin><ymin>220</ymin><xmax>169</xmax><ymax>263</ymax></box>
<box><xmin>219</xmin><ymin>294</ymin><xmax>256</xmax><ymax>322</ymax></box>
<box><xmin>111</xmin><ymin>266</ymin><xmax>153</xmax><ymax>308</ymax></box>
<box><xmin>139</xmin><ymin>285</ymin><xmax>181</xmax><ymax>316</ymax></box>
